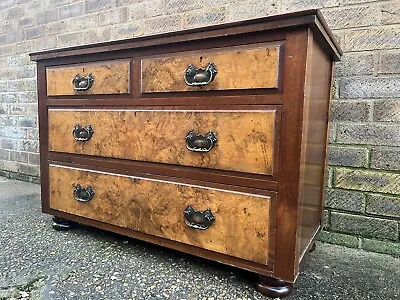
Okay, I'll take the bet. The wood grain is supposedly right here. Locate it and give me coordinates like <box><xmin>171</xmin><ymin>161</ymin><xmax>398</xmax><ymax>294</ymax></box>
<box><xmin>49</xmin><ymin>165</ymin><xmax>272</xmax><ymax>264</ymax></box>
<box><xmin>141</xmin><ymin>45</ymin><xmax>281</xmax><ymax>93</ymax></box>
<box><xmin>46</xmin><ymin>60</ymin><xmax>130</xmax><ymax>96</ymax></box>
<box><xmin>48</xmin><ymin>109</ymin><xmax>277</xmax><ymax>175</ymax></box>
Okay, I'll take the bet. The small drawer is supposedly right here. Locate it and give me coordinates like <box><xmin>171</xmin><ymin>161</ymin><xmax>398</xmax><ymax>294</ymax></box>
<box><xmin>141</xmin><ymin>44</ymin><xmax>282</xmax><ymax>93</ymax></box>
<box><xmin>48</xmin><ymin>108</ymin><xmax>278</xmax><ymax>176</ymax></box>
<box><xmin>49</xmin><ymin>165</ymin><xmax>273</xmax><ymax>264</ymax></box>
<box><xmin>46</xmin><ymin>60</ymin><xmax>131</xmax><ymax>96</ymax></box>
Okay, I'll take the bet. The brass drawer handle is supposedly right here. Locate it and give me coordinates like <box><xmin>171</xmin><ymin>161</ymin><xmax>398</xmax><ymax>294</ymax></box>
<box><xmin>183</xmin><ymin>205</ymin><xmax>215</xmax><ymax>230</ymax></box>
<box><xmin>184</xmin><ymin>62</ymin><xmax>217</xmax><ymax>86</ymax></box>
<box><xmin>185</xmin><ymin>130</ymin><xmax>217</xmax><ymax>153</ymax></box>
<box><xmin>73</xmin><ymin>124</ymin><xmax>94</xmax><ymax>142</ymax></box>
<box><xmin>72</xmin><ymin>72</ymin><xmax>94</xmax><ymax>91</ymax></box>
<box><xmin>73</xmin><ymin>184</ymin><xmax>95</xmax><ymax>203</ymax></box>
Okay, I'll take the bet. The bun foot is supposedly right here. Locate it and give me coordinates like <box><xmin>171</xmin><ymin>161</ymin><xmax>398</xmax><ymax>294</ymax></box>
<box><xmin>256</xmin><ymin>275</ymin><xmax>293</xmax><ymax>298</ymax></box>
<box><xmin>309</xmin><ymin>242</ymin><xmax>316</xmax><ymax>253</ymax></box>
<box><xmin>52</xmin><ymin>217</ymin><xmax>76</xmax><ymax>231</ymax></box>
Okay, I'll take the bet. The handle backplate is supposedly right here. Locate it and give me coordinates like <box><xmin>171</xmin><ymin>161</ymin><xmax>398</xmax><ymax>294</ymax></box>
<box><xmin>73</xmin><ymin>124</ymin><xmax>94</xmax><ymax>142</ymax></box>
<box><xmin>185</xmin><ymin>130</ymin><xmax>217</xmax><ymax>153</ymax></box>
<box><xmin>72</xmin><ymin>73</ymin><xmax>94</xmax><ymax>91</ymax></box>
<box><xmin>183</xmin><ymin>205</ymin><xmax>215</xmax><ymax>230</ymax></box>
<box><xmin>184</xmin><ymin>62</ymin><xmax>217</xmax><ymax>87</ymax></box>
<box><xmin>73</xmin><ymin>184</ymin><xmax>95</xmax><ymax>203</ymax></box>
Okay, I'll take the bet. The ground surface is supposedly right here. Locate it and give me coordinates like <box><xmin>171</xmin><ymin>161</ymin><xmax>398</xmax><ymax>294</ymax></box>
<box><xmin>0</xmin><ymin>178</ymin><xmax>399</xmax><ymax>300</ymax></box>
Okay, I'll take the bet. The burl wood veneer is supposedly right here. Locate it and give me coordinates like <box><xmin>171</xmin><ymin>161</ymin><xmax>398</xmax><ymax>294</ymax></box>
<box><xmin>46</xmin><ymin>60</ymin><xmax>130</xmax><ymax>96</ymax></box>
<box><xmin>31</xmin><ymin>9</ymin><xmax>341</xmax><ymax>298</ymax></box>
<box><xmin>141</xmin><ymin>44</ymin><xmax>281</xmax><ymax>93</ymax></box>
<box><xmin>49</xmin><ymin>165</ymin><xmax>272</xmax><ymax>264</ymax></box>
<box><xmin>48</xmin><ymin>109</ymin><xmax>277</xmax><ymax>175</ymax></box>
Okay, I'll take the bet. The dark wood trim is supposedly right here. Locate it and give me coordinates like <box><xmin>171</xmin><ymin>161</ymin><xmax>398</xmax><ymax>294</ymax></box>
<box><xmin>273</xmin><ymin>29</ymin><xmax>309</xmax><ymax>282</ymax></box>
<box><xmin>37</xmin><ymin>62</ymin><xmax>50</xmax><ymax>212</ymax></box>
<box><xmin>30</xmin><ymin>10</ymin><xmax>340</xmax><ymax>62</ymax></box>
<box><xmin>48</xmin><ymin>151</ymin><xmax>279</xmax><ymax>192</ymax></box>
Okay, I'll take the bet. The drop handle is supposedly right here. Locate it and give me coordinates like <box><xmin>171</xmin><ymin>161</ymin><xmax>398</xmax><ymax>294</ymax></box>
<box><xmin>73</xmin><ymin>124</ymin><xmax>94</xmax><ymax>142</ymax></box>
<box><xmin>72</xmin><ymin>72</ymin><xmax>94</xmax><ymax>91</ymax></box>
<box><xmin>183</xmin><ymin>205</ymin><xmax>215</xmax><ymax>230</ymax></box>
<box><xmin>185</xmin><ymin>130</ymin><xmax>217</xmax><ymax>153</ymax></box>
<box><xmin>73</xmin><ymin>184</ymin><xmax>95</xmax><ymax>203</ymax></box>
<box><xmin>184</xmin><ymin>62</ymin><xmax>217</xmax><ymax>87</ymax></box>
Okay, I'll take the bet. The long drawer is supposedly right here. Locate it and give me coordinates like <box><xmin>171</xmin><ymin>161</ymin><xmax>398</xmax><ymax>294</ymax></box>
<box><xmin>48</xmin><ymin>109</ymin><xmax>278</xmax><ymax>175</ymax></box>
<box><xmin>49</xmin><ymin>165</ymin><xmax>273</xmax><ymax>264</ymax></box>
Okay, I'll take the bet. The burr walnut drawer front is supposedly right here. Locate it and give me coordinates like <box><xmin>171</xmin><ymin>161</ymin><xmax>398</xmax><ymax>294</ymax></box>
<box><xmin>48</xmin><ymin>109</ymin><xmax>278</xmax><ymax>175</ymax></box>
<box><xmin>141</xmin><ymin>44</ymin><xmax>282</xmax><ymax>93</ymax></box>
<box><xmin>49</xmin><ymin>165</ymin><xmax>273</xmax><ymax>264</ymax></box>
<box><xmin>46</xmin><ymin>60</ymin><xmax>131</xmax><ymax>96</ymax></box>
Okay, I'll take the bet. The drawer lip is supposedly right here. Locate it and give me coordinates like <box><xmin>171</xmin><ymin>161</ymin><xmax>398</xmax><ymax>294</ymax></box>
<box><xmin>140</xmin><ymin>43</ymin><xmax>283</xmax><ymax>94</ymax></box>
<box><xmin>47</xmin><ymin>108</ymin><xmax>281</xmax><ymax>177</ymax></box>
<box><xmin>46</xmin><ymin>59</ymin><xmax>132</xmax><ymax>97</ymax></box>
<box><xmin>48</xmin><ymin>164</ymin><xmax>277</xmax><ymax>266</ymax></box>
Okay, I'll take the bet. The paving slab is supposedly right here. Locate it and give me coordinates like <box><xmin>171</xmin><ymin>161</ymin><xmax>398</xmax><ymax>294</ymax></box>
<box><xmin>0</xmin><ymin>178</ymin><xmax>399</xmax><ymax>300</ymax></box>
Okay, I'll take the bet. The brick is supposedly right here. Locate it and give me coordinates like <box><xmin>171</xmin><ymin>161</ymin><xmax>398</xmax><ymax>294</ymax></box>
<box><xmin>322</xmin><ymin>6</ymin><xmax>379</xmax><ymax>30</ymax></box>
<box><xmin>19</xmin><ymin>140</ymin><xmax>39</xmax><ymax>153</ymax></box>
<box><xmin>185</xmin><ymin>9</ymin><xmax>225</xmax><ymax>28</ymax></box>
<box><xmin>17</xmin><ymin>92</ymin><xmax>37</xmax><ymax>103</ymax></box>
<box><xmin>7</xmin><ymin>54</ymin><xmax>30</xmax><ymax>67</ymax></box>
<box><xmin>0</xmin><ymin>127</ymin><xmax>26</xmax><ymax>139</ymax></box>
<box><xmin>328</xmin><ymin>145</ymin><xmax>368</xmax><ymax>167</ymax></box>
<box><xmin>99</xmin><ymin>7</ymin><xmax>128</xmax><ymax>25</ymax></box>
<box><xmin>334</xmin><ymin>52</ymin><xmax>373</xmax><ymax>77</ymax></box>
<box><xmin>27</xmin><ymin>128</ymin><xmax>39</xmax><ymax>140</ymax></box>
<box><xmin>17</xmin><ymin>16</ymin><xmax>35</xmax><ymax>28</ymax></box>
<box><xmin>28</xmin><ymin>153</ymin><xmax>40</xmax><ymax>165</ymax></box>
<box><xmin>18</xmin><ymin>116</ymin><xmax>37</xmax><ymax>128</ymax></box>
<box><xmin>57</xmin><ymin>32</ymin><xmax>84</xmax><ymax>48</ymax></box>
<box><xmin>10</xmin><ymin>151</ymin><xmax>28</xmax><ymax>163</ymax></box>
<box><xmin>8</xmin><ymin>79</ymin><xmax>36</xmax><ymax>92</ymax></box>
<box><xmin>36</xmin><ymin>35</ymin><xmax>58</xmax><ymax>51</ymax></box>
<box><xmin>0</xmin><ymin>138</ymin><xmax>18</xmax><ymax>150</ymax></box>
<box><xmin>104</xmin><ymin>23</ymin><xmax>141</xmax><ymax>40</ymax></box>
<box><xmin>227</xmin><ymin>0</ymin><xmax>279</xmax><ymax>21</ymax></box>
<box><xmin>363</xmin><ymin>239</ymin><xmax>400</xmax><ymax>257</ymax></box>
<box><xmin>322</xmin><ymin>209</ymin><xmax>330</xmax><ymax>229</ymax></box>
<box><xmin>37</xmin><ymin>9</ymin><xmax>58</xmax><ymax>25</ymax></box>
<box><xmin>282</xmin><ymin>0</ymin><xmax>338</xmax><ymax>11</ymax></box>
<box><xmin>379</xmin><ymin>51</ymin><xmax>400</xmax><ymax>74</ymax></box>
<box><xmin>371</xmin><ymin>147</ymin><xmax>400</xmax><ymax>171</ymax></box>
<box><xmin>165</xmin><ymin>0</ymin><xmax>203</xmax><ymax>15</ymax></box>
<box><xmin>25</xmin><ymin>25</ymin><xmax>46</xmax><ymax>40</ymax></box>
<box><xmin>341</xmin><ymin>0</ymin><xmax>382</xmax><ymax>4</ymax></box>
<box><xmin>381</xmin><ymin>1</ymin><xmax>400</xmax><ymax>25</ymax></box>
<box><xmin>325</xmin><ymin>188</ymin><xmax>365</xmax><ymax>212</ymax></box>
<box><xmin>59</xmin><ymin>2</ymin><xmax>85</xmax><ymax>20</ymax></box>
<box><xmin>0</xmin><ymin>116</ymin><xmax>18</xmax><ymax>126</ymax></box>
<box><xmin>6</xmin><ymin>7</ymin><xmax>25</xmax><ymax>20</ymax></box>
<box><xmin>127</xmin><ymin>1</ymin><xmax>162</xmax><ymax>21</ymax></box>
<box><xmin>336</xmin><ymin>123</ymin><xmax>400</xmax><ymax>146</ymax></box>
<box><xmin>143</xmin><ymin>15</ymin><xmax>182</xmax><ymax>35</ymax></box>
<box><xmin>9</xmin><ymin>104</ymin><xmax>27</xmax><ymax>115</ymax></box>
<box><xmin>328</xmin><ymin>124</ymin><xmax>336</xmax><ymax>143</ymax></box>
<box><xmin>0</xmin><ymin>149</ymin><xmax>10</xmax><ymax>160</ymax></box>
<box><xmin>0</xmin><ymin>93</ymin><xmax>18</xmax><ymax>103</ymax></box>
<box><xmin>6</xmin><ymin>30</ymin><xmax>25</xmax><ymax>44</ymax></box>
<box><xmin>0</xmin><ymin>0</ymin><xmax>15</xmax><ymax>9</ymax></box>
<box><xmin>16</xmin><ymin>40</ymin><xmax>38</xmax><ymax>54</ymax></box>
<box><xmin>0</xmin><ymin>45</ymin><xmax>15</xmax><ymax>57</ymax></box>
<box><xmin>326</xmin><ymin>167</ymin><xmax>333</xmax><ymax>188</ymax></box>
<box><xmin>335</xmin><ymin>168</ymin><xmax>400</xmax><ymax>195</ymax></box>
<box><xmin>345</xmin><ymin>28</ymin><xmax>400</xmax><ymax>51</ymax></box>
<box><xmin>373</xmin><ymin>100</ymin><xmax>400</xmax><ymax>122</ymax></box>
<box><xmin>0</xmin><ymin>104</ymin><xmax>9</xmax><ymax>114</ymax></box>
<box><xmin>85</xmin><ymin>0</ymin><xmax>117</xmax><ymax>13</ymax></box>
<box><xmin>17</xmin><ymin>163</ymin><xmax>39</xmax><ymax>176</ymax></box>
<box><xmin>366</xmin><ymin>194</ymin><xmax>400</xmax><ymax>218</ymax></box>
<box><xmin>330</xmin><ymin>100</ymin><xmax>370</xmax><ymax>122</ymax></box>
<box><xmin>17</xmin><ymin>65</ymin><xmax>36</xmax><ymax>79</ymax></box>
<box><xmin>317</xmin><ymin>230</ymin><xmax>360</xmax><ymax>248</ymax></box>
<box><xmin>330</xmin><ymin>212</ymin><xmax>398</xmax><ymax>240</ymax></box>
<box><xmin>339</xmin><ymin>77</ymin><xmax>400</xmax><ymax>99</ymax></box>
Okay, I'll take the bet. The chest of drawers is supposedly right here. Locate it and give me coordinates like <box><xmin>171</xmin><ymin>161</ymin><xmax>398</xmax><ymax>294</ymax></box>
<box><xmin>30</xmin><ymin>9</ymin><xmax>341</xmax><ymax>298</ymax></box>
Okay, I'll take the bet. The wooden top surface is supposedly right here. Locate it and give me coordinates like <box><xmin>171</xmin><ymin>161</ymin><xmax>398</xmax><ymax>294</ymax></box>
<box><xmin>29</xmin><ymin>9</ymin><xmax>342</xmax><ymax>62</ymax></box>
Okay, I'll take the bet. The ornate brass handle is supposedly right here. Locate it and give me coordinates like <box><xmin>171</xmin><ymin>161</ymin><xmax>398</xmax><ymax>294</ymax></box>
<box><xmin>73</xmin><ymin>184</ymin><xmax>95</xmax><ymax>203</ymax></box>
<box><xmin>184</xmin><ymin>62</ymin><xmax>217</xmax><ymax>86</ymax></box>
<box><xmin>72</xmin><ymin>73</ymin><xmax>94</xmax><ymax>91</ymax></box>
<box><xmin>73</xmin><ymin>124</ymin><xmax>94</xmax><ymax>142</ymax></box>
<box><xmin>183</xmin><ymin>205</ymin><xmax>215</xmax><ymax>230</ymax></box>
<box><xmin>185</xmin><ymin>130</ymin><xmax>217</xmax><ymax>152</ymax></box>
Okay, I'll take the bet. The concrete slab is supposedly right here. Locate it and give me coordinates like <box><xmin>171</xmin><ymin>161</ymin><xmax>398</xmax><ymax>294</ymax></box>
<box><xmin>0</xmin><ymin>178</ymin><xmax>399</xmax><ymax>300</ymax></box>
